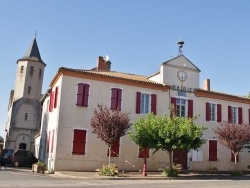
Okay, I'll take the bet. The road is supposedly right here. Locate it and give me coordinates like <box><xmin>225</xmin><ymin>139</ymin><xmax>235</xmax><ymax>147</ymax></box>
<box><xmin>0</xmin><ymin>166</ymin><xmax>250</xmax><ymax>188</ymax></box>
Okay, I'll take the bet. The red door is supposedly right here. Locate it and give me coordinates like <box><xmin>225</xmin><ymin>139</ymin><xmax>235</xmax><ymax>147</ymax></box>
<box><xmin>173</xmin><ymin>149</ymin><xmax>187</xmax><ymax>170</ymax></box>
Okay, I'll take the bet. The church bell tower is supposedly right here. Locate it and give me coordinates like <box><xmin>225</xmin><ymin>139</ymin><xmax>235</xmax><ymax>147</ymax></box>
<box><xmin>4</xmin><ymin>37</ymin><xmax>46</xmax><ymax>152</ymax></box>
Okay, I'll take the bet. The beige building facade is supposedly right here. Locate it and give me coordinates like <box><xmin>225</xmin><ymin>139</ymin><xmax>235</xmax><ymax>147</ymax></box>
<box><xmin>36</xmin><ymin>53</ymin><xmax>250</xmax><ymax>172</ymax></box>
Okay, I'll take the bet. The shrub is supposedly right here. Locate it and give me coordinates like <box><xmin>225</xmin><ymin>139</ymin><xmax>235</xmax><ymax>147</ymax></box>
<box><xmin>207</xmin><ymin>164</ymin><xmax>217</xmax><ymax>172</ymax></box>
<box><xmin>162</xmin><ymin>168</ymin><xmax>179</xmax><ymax>177</ymax></box>
<box><xmin>230</xmin><ymin>171</ymin><xmax>243</xmax><ymax>176</ymax></box>
<box><xmin>161</xmin><ymin>164</ymin><xmax>182</xmax><ymax>177</ymax></box>
<box><xmin>99</xmin><ymin>164</ymin><xmax>119</xmax><ymax>176</ymax></box>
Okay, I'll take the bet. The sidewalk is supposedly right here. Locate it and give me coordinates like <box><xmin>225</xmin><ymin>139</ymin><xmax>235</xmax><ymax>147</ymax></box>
<box><xmin>53</xmin><ymin>171</ymin><xmax>250</xmax><ymax>180</ymax></box>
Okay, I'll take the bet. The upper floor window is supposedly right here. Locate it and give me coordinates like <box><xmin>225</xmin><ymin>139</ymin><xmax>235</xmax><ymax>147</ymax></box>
<box><xmin>24</xmin><ymin>113</ymin><xmax>28</xmax><ymax>121</ymax></box>
<box><xmin>110</xmin><ymin>88</ymin><xmax>122</xmax><ymax>111</ymax></box>
<box><xmin>76</xmin><ymin>83</ymin><xmax>90</xmax><ymax>107</ymax></box>
<box><xmin>140</xmin><ymin>93</ymin><xmax>150</xmax><ymax>114</ymax></box>
<box><xmin>28</xmin><ymin>86</ymin><xmax>31</xmax><ymax>94</ymax></box>
<box><xmin>176</xmin><ymin>98</ymin><xmax>186</xmax><ymax>117</ymax></box>
<box><xmin>21</xmin><ymin>66</ymin><xmax>24</xmax><ymax>73</ymax></box>
<box><xmin>206</xmin><ymin>102</ymin><xmax>221</xmax><ymax>122</ymax></box>
<box><xmin>30</xmin><ymin>66</ymin><xmax>34</xmax><ymax>75</ymax></box>
<box><xmin>39</xmin><ymin>69</ymin><xmax>42</xmax><ymax>79</ymax></box>
<box><xmin>228</xmin><ymin>106</ymin><xmax>242</xmax><ymax>124</ymax></box>
<box><xmin>171</xmin><ymin>97</ymin><xmax>193</xmax><ymax>118</ymax></box>
<box><xmin>136</xmin><ymin>92</ymin><xmax>157</xmax><ymax>115</ymax></box>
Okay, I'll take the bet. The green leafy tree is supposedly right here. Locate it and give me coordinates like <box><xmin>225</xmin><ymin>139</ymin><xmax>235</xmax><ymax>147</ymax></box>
<box><xmin>91</xmin><ymin>104</ymin><xmax>132</xmax><ymax>164</ymax></box>
<box><xmin>129</xmin><ymin>113</ymin><xmax>205</xmax><ymax>171</ymax></box>
<box><xmin>214</xmin><ymin>121</ymin><xmax>250</xmax><ymax>171</ymax></box>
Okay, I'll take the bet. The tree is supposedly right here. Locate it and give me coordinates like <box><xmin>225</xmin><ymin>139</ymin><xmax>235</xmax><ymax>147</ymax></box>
<box><xmin>90</xmin><ymin>104</ymin><xmax>131</xmax><ymax>164</ymax></box>
<box><xmin>129</xmin><ymin>113</ymin><xmax>205</xmax><ymax>172</ymax></box>
<box><xmin>214</xmin><ymin>121</ymin><xmax>250</xmax><ymax>171</ymax></box>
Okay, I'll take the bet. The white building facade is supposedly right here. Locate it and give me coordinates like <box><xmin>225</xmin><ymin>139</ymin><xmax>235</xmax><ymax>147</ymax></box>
<box><xmin>37</xmin><ymin>54</ymin><xmax>250</xmax><ymax>172</ymax></box>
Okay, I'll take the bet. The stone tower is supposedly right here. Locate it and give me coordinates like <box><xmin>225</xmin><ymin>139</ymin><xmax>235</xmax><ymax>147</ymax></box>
<box><xmin>4</xmin><ymin>37</ymin><xmax>46</xmax><ymax>152</ymax></box>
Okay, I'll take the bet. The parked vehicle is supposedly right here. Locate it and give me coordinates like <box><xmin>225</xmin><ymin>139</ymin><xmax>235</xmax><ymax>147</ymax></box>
<box><xmin>0</xmin><ymin>149</ymin><xmax>38</xmax><ymax>167</ymax></box>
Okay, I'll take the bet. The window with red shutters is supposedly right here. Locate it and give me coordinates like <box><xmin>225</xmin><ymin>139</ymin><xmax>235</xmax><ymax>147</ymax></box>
<box><xmin>136</xmin><ymin>92</ymin><xmax>141</xmax><ymax>114</ymax></box>
<box><xmin>107</xmin><ymin>139</ymin><xmax>120</xmax><ymax>157</ymax></box>
<box><xmin>51</xmin><ymin>129</ymin><xmax>55</xmax><ymax>153</ymax></box>
<box><xmin>72</xmin><ymin>129</ymin><xmax>87</xmax><ymax>155</ymax></box>
<box><xmin>54</xmin><ymin>87</ymin><xmax>58</xmax><ymax>108</ymax></box>
<box><xmin>206</xmin><ymin>103</ymin><xmax>210</xmax><ymax>121</ymax></box>
<box><xmin>151</xmin><ymin>94</ymin><xmax>157</xmax><ymax>115</ymax></box>
<box><xmin>187</xmin><ymin>100</ymin><xmax>193</xmax><ymax>118</ymax></box>
<box><xmin>171</xmin><ymin>97</ymin><xmax>177</xmax><ymax>116</ymax></box>
<box><xmin>209</xmin><ymin>140</ymin><xmax>217</xmax><ymax>161</ymax></box>
<box><xmin>217</xmin><ymin>104</ymin><xmax>222</xmax><ymax>122</ymax></box>
<box><xmin>231</xmin><ymin>151</ymin><xmax>239</xmax><ymax>162</ymax></box>
<box><xmin>228</xmin><ymin>106</ymin><xmax>232</xmax><ymax>123</ymax></box>
<box><xmin>249</xmin><ymin>109</ymin><xmax>250</xmax><ymax>125</ymax></box>
<box><xmin>49</xmin><ymin>91</ymin><xmax>55</xmax><ymax>112</ymax></box>
<box><xmin>76</xmin><ymin>83</ymin><xmax>90</xmax><ymax>107</ymax></box>
<box><xmin>238</xmin><ymin>107</ymin><xmax>243</xmax><ymax>124</ymax></box>
<box><xmin>138</xmin><ymin>148</ymin><xmax>149</xmax><ymax>158</ymax></box>
<box><xmin>47</xmin><ymin>131</ymin><xmax>50</xmax><ymax>153</ymax></box>
<box><xmin>110</xmin><ymin>88</ymin><xmax>122</xmax><ymax>110</ymax></box>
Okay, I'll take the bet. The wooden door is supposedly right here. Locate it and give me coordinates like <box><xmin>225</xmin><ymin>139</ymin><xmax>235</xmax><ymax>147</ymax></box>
<box><xmin>173</xmin><ymin>149</ymin><xmax>187</xmax><ymax>170</ymax></box>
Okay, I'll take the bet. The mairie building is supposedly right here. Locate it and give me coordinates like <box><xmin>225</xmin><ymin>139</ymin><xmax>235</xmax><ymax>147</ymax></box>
<box><xmin>5</xmin><ymin>38</ymin><xmax>250</xmax><ymax>173</ymax></box>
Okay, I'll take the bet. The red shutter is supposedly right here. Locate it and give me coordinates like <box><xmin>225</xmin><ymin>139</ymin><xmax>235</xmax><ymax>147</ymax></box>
<box><xmin>187</xmin><ymin>100</ymin><xmax>193</xmax><ymax>118</ymax></box>
<box><xmin>209</xmin><ymin>140</ymin><xmax>217</xmax><ymax>161</ymax></box>
<box><xmin>108</xmin><ymin>139</ymin><xmax>120</xmax><ymax>157</ymax></box>
<box><xmin>151</xmin><ymin>94</ymin><xmax>157</xmax><ymax>115</ymax></box>
<box><xmin>249</xmin><ymin>109</ymin><xmax>250</xmax><ymax>125</ymax></box>
<box><xmin>54</xmin><ymin>87</ymin><xmax>58</xmax><ymax>108</ymax></box>
<box><xmin>138</xmin><ymin>148</ymin><xmax>149</xmax><ymax>158</ymax></box>
<box><xmin>111</xmin><ymin>88</ymin><xmax>117</xmax><ymax>110</ymax></box>
<box><xmin>228</xmin><ymin>106</ymin><xmax>232</xmax><ymax>123</ymax></box>
<box><xmin>217</xmin><ymin>104</ymin><xmax>222</xmax><ymax>122</ymax></box>
<box><xmin>206</xmin><ymin>102</ymin><xmax>210</xmax><ymax>121</ymax></box>
<box><xmin>83</xmin><ymin>84</ymin><xmax>90</xmax><ymax>107</ymax></box>
<box><xmin>117</xmin><ymin>89</ymin><xmax>122</xmax><ymax>111</ymax></box>
<box><xmin>231</xmin><ymin>151</ymin><xmax>239</xmax><ymax>162</ymax></box>
<box><xmin>47</xmin><ymin>131</ymin><xmax>50</xmax><ymax>153</ymax></box>
<box><xmin>76</xmin><ymin>83</ymin><xmax>84</xmax><ymax>106</ymax></box>
<box><xmin>171</xmin><ymin>97</ymin><xmax>177</xmax><ymax>116</ymax></box>
<box><xmin>136</xmin><ymin>92</ymin><xmax>141</xmax><ymax>114</ymax></box>
<box><xmin>238</xmin><ymin>107</ymin><xmax>243</xmax><ymax>124</ymax></box>
<box><xmin>49</xmin><ymin>92</ymin><xmax>55</xmax><ymax>112</ymax></box>
<box><xmin>72</xmin><ymin>129</ymin><xmax>86</xmax><ymax>155</ymax></box>
<box><xmin>51</xmin><ymin>129</ymin><xmax>55</xmax><ymax>153</ymax></box>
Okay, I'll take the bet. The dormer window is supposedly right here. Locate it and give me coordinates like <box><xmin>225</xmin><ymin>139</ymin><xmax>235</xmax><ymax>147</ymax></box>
<box><xmin>30</xmin><ymin>66</ymin><xmax>34</xmax><ymax>75</ymax></box>
<box><xmin>21</xmin><ymin>66</ymin><xmax>24</xmax><ymax>73</ymax></box>
<box><xmin>28</xmin><ymin>86</ymin><xmax>31</xmax><ymax>94</ymax></box>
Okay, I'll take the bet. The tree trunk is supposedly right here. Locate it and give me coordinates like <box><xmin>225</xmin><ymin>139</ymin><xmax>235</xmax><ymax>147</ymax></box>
<box><xmin>168</xmin><ymin>150</ymin><xmax>173</xmax><ymax>169</ymax></box>
<box><xmin>108</xmin><ymin>146</ymin><xmax>111</xmax><ymax>164</ymax></box>
<box><xmin>142</xmin><ymin>157</ymin><xmax>147</xmax><ymax>176</ymax></box>
<box><xmin>233</xmin><ymin>152</ymin><xmax>238</xmax><ymax>171</ymax></box>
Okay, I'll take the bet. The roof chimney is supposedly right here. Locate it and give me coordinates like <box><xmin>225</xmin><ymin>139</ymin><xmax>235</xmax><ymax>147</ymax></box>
<box><xmin>96</xmin><ymin>56</ymin><xmax>111</xmax><ymax>71</ymax></box>
<box><xmin>203</xmin><ymin>79</ymin><xmax>210</xmax><ymax>91</ymax></box>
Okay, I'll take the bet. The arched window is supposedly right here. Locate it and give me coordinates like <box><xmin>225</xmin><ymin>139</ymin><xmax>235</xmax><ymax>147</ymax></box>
<box><xmin>25</xmin><ymin>113</ymin><xmax>28</xmax><ymax>120</ymax></box>
<box><xmin>30</xmin><ymin>66</ymin><xmax>34</xmax><ymax>74</ymax></box>
<box><xmin>28</xmin><ymin>86</ymin><xmax>31</xmax><ymax>94</ymax></box>
<box><xmin>21</xmin><ymin>66</ymin><xmax>24</xmax><ymax>73</ymax></box>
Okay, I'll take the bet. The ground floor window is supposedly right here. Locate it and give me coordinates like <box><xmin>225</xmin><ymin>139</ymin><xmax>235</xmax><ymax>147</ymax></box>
<box><xmin>72</xmin><ymin>129</ymin><xmax>87</xmax><ymax>155</ymax></box>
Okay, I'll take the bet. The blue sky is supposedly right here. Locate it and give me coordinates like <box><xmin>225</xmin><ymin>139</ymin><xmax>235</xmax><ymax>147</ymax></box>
<box><xmin>1</xmin><ymin>0</ymin><xmax>250</xmax><ymax>137</ymax></box>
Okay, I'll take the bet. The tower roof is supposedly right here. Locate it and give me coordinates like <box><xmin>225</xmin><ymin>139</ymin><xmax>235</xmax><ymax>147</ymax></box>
<box><xmin>18</xmin><ymin>38</ymin><xmax>45</xmax><ymax>65</ymax></box>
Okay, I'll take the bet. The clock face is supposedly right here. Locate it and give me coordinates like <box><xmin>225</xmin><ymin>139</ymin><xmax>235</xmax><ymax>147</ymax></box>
<box><xmin>177</xmin><ymin>70</ymin><xmax>187</xmax><ymax>81</ymax></box>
